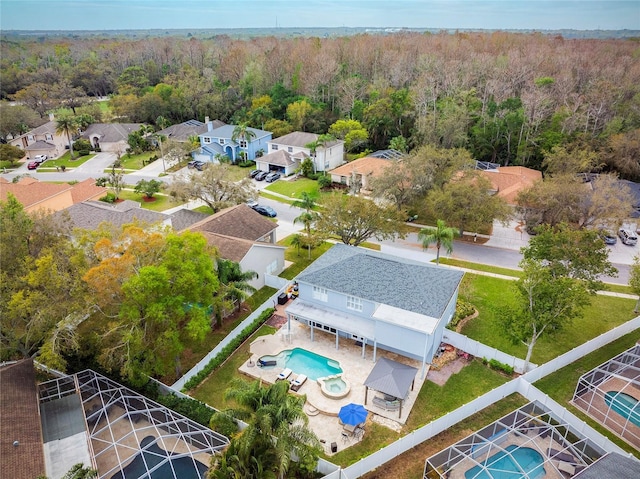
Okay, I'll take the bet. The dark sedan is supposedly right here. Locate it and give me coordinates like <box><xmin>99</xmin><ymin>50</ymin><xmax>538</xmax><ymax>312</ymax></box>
<box><xmin>254</xmin><ymin>170</ymin><xmax>269</xmax><ymax>181</ymax></box>
<box><xmin>265</xmin><ymin>172</ymin><xmax>281</xmax><ymax>183</ymax></box>
<box><xmin>253</xmin><ymin>205</ymin><xmax>277</xmax><ymax>217</ymax></box>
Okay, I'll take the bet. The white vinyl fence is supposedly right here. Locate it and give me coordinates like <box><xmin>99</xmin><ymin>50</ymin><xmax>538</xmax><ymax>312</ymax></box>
<box><xmin>443</xmin><ymin>330</ymin><xmax>535</xmax><ymax>373</ymax></box>
<box><xmin>265</xmin><ymin>273</ymin><xmax>289</xmax><ymax>289</ymax></box>
<box><xmin>172</xmin><ymin>286</ymin><xmax>287</xmax><ymax>390</ymax></box>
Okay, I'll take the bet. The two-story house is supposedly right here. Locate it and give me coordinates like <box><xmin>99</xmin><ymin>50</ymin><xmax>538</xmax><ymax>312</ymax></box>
<box><xmin>8</xmin><ymin>114</ymin><xmax>67</xmax><ymax>160</ymax></box>
<box><xmin>256</xmin><ymin>131</ymin><xmax>345</xmax><ymax>175</ymax></box>
<box><xmin>193</xmin><ymin>123</ymin><xmax>271</xmax><ymax>164</ymax></box>
<box><xmin>284</xmin><ymin>243</ymin><xmax>464</xmax><ymax>378</ymax></box>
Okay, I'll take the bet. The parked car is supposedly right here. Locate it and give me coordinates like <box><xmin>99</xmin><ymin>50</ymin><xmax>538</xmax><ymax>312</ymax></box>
<box><xmin>188</xmin><ymin>160</ymin><xmax>206</xmax><ymax>171</ymax></box>
<box><xmin>254</xmin><ymin>170</ymin><xmax>269</xmax><ymax>181</ymax></box>
<box><xmin>246</xmin><ymin>200</ymin><xmax>259</xmax><ymax>209</ymax></box>
<box><xmin>33</xmin><ymin>154</ymin><xmax>48</xmax><ymax>164</ymax></box>
<box><xmin>618</xmin><ymin>228</ymin><xmax>638</xmax><ymax>246</ymax></box>
<box><xmin>265</xmin><ymin>172</ymin><xmax>281</xmax><ymax>183</ymax></box>
<box><xmin>599</xmin><ymin>230</ymin><xmax>617</xmax><ymax>245</ymax></box>
<box><xmin>253</xmin><ymin>205</ymin><xmax>277</xmax><ymax>217</ymax></box>
<box><xmin>27</xmin><ymin>161</ymin><xmax>39</xmax><ymax>170</ymax></box>
<box><xmin>249</xmin><ymin>169</ymin><xmax>261</xmax><ymax>178</ymax></box>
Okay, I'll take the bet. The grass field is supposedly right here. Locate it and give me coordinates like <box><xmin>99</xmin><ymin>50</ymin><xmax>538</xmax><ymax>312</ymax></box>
<box><xmin>37</xmin><ymin>152</ymin><xmax>95</xmax><ymax>169</ymax></box>
<box><xmin>459</xmin><ymin>273</ymin><xmax>638</xmax><ymax>364</ymax></box>
<box><xmin>264</xmin><ymin>177</ymin><xmax>320</xmax><ymax>199</ymax></box>
<box><xmin>116</xmin><ymin>190</ymin><xmax>175</xmax><ymax>212</ymax></box>
<box><xmin>117</xmin><ymin>151</ymin><xmax>159</xmax><ymax>170</ymax></box>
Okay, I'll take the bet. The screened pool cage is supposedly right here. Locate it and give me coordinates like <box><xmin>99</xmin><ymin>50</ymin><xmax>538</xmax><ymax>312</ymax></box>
<box><xmin>572</xmin><ymin>342</ymin><xmax>640</xmax><ymax>449</ymax></box>
<box><xmin>39</xmin><ymin>370</ymin><xmax>229</xmax><ymax>479</ymax></box>
<box><xmin>424</xmin><ymin>402</ymin><xmax>606</xmax><ymax>479</ymax></box>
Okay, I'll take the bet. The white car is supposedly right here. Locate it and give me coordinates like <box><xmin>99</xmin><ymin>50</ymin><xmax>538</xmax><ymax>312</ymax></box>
<box><xmin>33</xmin><ymin>154</ymin><xmax>48</xmax><ymax>164</ymax></box>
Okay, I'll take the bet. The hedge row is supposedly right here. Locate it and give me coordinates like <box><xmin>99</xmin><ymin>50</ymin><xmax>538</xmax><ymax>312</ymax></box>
<box><xmin>482</xmin><ymin>357</ymin><xmax>515</xmax><ymax>376</ymax></box>
<box><xmin>156</xmin><ymin>393</ymin><xmax>215</xmax><ymax>427</ymax></box>
<box><xmin>182</xmin><ymin>307</ymin><xmax>276</xmax><ymax>391</ymax></box>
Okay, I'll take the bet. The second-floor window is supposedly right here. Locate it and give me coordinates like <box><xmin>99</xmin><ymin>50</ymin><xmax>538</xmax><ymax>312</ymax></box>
<box><xmin>313</xmin><ymin>286</ymin><xmax>328</xmax><ymax>302</ymax></box>
<box><xmin>219</xmin><ymin>138</ymin><xmax>226</xmax><ymax>145</ymax></box>
<box><xmin>203</xmin><ymin>137</ymin><xmax>211</xmax><ymax>144</ymax></box>
<box><xmin>45</xmin><ymin>133</ymin><xmax>53</xmax><ymax>140</ymax></box>
<box><xmin>346</xmin><ymin>295</ymin><xmax>363</xmax><ymax>312</ymax></box>
<box><xmin>239</xmin><ymin>140</ymin><xmax>247</xmax><ymax>148</ymax></box>
<box><xmin>272</xmin><ymin>144</ymin><xmax>278</xmax><ymax>151</ymax></box>
<box><xmin>287</xmin><ymin>146</ymin><xmax>293</xmax><ymax>153</ymax></box>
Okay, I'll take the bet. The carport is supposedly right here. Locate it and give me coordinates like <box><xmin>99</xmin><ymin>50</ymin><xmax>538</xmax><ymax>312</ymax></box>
<box><xmin>363</xmin><ymin>357</ymin><xmax>418</xmax><ymax>418</ymax></box>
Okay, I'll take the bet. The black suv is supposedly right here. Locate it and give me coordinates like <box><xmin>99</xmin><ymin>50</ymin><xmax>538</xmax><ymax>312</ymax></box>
<box><xmin>188</xmin><ymin>160</ymin><xmax>206</xmax><ymax>171</ymax></box>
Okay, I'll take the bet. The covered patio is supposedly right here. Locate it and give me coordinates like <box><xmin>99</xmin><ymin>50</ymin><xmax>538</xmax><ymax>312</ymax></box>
<box><xmin>363</xmin><ymin>357</ymin><xmax>418</xmax><ymax>419</ymax></box>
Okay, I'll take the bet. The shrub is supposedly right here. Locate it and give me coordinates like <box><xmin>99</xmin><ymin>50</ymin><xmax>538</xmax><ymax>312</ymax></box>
<box><xmin>156</xmin><ymin>393</ymin><xmax>214</xmax><ymax>426</ymax></box>
<box><xmin>73</xmin><ymin>138</ymin><xmax>92</xmax><ymax>152</ymax></box>
<box><xmin>482</xmin><ymin>357</ymin><xmax>515</xmax><ymax>375</ymax></box>
<box><xmin>237</xmin><ymin>160</ymin><xmax>255</xmax><ymax>168</ymax></box>
<box><xmin>100</xmin><ymin>192</ymin><xmax>116</xmax><ymax>203</ymax></box>
<box><xmin>77</xmin><ymin>150</ymin><xmax>90</xmax><ymax>157</ymax></box>
<box><xmin>182</xmin><ymin>307</ymin><xmax>275</xmax><ymax>391</ymax></box>
<box><xmin>317</xmin><ymin>173</ymin><xmax>332</xmax><ymax>189</ymax></box>
<box><xmin>210</xmin><ymin>411</ymin><xmax>239</xmax><ymax>437</ymax></box>
<box><xmin>95</xmin><ymin>177</ymin><xmax>108</xmax><ymax>187</ymax></box>
<box><xmin>448</xmin><ymin>300</ymin><xmax>476</xmax><ymax>329</ymax></box>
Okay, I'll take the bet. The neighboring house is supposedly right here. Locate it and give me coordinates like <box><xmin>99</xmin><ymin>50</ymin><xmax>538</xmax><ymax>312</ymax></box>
<box><xmin>285</xmin><ymin>243</ymin><xmax>464</xmax><ymax>377</ymax></box>
<box><xmin>187</xmin><ymin>204</ymin><xmax>285</xmax><ymax>289</ymax></box>
<box><xmin>478</xmin><ymin>165</ymin><xmax>542</xmax><ymax>206</ymax></box>
<box><xmin>259</xmin><ymin>131</ymin><xmax>345</xmax><ymax>174</ymax></box>
<box><xmin>8</xmin><ymin>114</ymin><xmax>68</xmax><ymax>160</ymax></box>
<box><xmin>329</xmin><ymin>156</ymin><xmax>397</xmax><ymax>193</ymax></box>
<box><xmin>193</xmin><ymin>124</ymin><xmax>271</xmax><ymax>164</ymax></box>
<box><xmin>253</xmin><ymin>149</ymin><xmax>302</xmax><ymax>176</ymax></box>
<box><xmin>156</xmin><ymin>117</ymin><xmax>225</xmax><ymax>143</ymax></box>
<box><xmin>81</xmin><ymin>123</ymin><xmax>143</xmax><ymax>153</ymax></box>
<box><xmin>0</xmin><ymin>359</ymin><xmax>47</xmax><ymax>479</ymax></box>
<box><xmin>617</xmin><ymin>179</ymin><xmax>640</xmax><ymax>218</ymax></box>
<box><xmin>0</xmin><ymin>177</ymin><xmax>106</xmax><ymax>213</ymax></box>
<box><xmin>61</xmin><ymin>199</ymin><xmax>170</xmax><ymax>230</ymax></box>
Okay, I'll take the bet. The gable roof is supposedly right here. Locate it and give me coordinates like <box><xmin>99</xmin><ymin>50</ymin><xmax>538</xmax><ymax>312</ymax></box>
<box><xmin>270</xmin><ymin>131</ymin><xmax>342</xmax><ymax>149</ymax></box>
<box><xmin>0</xmin><ymin>359</ymin><xmax>46</xmax><ymax>479</ymax></box>
<box><xmin>168</xmin><ymin>209</ymin><xmax>209</xmax><ymax>231</ymax></box>
<box><xmin>82</xmin><ymin>123</ymin><xmax>143</xmax><ymax>143</ymax></box>
<box><xmin>61</xmin><ymin>200</ymin><xmax>168</xmax><ymax>229</ymax></box>
<box><xmin>258</xmin><ymin>149</ymin><xmax>299</xmax><ymax>167</ymax></box>
<box><xmin>198</xmin><ymin>232</ymin><xmax>255</xmax><ymax>262</ymax></box>
<box><xmin>0</xmin><ymin>177</ymin><xmax>106</xmax><ymax>211</ymax></box>
<box><xmin>330</xmin><ymin>156</ymin><xmax>395</xmax><ymax>178</ymax></box>
<box><xmin>27</xmin><ymin>120</ymin><xmax>57</xmax><ymax>136</ymax></box>
<box><xmin>25</xmin><ymin>140</ymin><xmax>56</xmax><ymax>151</ymax></box>
<box><xmin>203</xmin><ymin>125</ymin><xmax>271</xmax><ymax>141</ymax></box>
<box><xmin>296</xmin><ymin>243</ymin><xmax>464</xmax><ymax>319</ymax></box>
<box><xmin>156</xmin><ymin>120</ymin><xmax>208</xmax><ymax>142</ymax></box>
<box><xmin>574</xmin><ymin>452</ymin><xmax>640</xmax><ymax>479</ymax></box>
<box><xmin>479</xmin><ymin>166</ymin><xmax>542</xmax><ymax>205</ymax></box>
<box><xmin>69</xmin><ymin>178</ymin><xmax>109</xmax><ymax>203</ymax></box>
<box><xmin>188</xmin><ymin>204</ymin><xmax>277</xmax><ymax>241</ymax></box>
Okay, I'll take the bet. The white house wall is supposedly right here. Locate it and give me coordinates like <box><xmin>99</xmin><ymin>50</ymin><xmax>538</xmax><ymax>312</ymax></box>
<box><xmin>240</xmin><ymin>244</ymin><xmax>285</xmax><ymax>290</ymax></box>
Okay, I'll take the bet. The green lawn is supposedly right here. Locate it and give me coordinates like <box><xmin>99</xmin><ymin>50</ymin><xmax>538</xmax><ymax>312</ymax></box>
<box><xmin>438</xmin><ymin>258</ymin><xmax>522</xmax><ymax>278</ymax></box>
<box><xmin>535</xmin><ymin>331</ymin><xmax>640</xmax><ymax>456</ymax></box>
<box><xmin>459</xmin><ymin>273</ymin><xmax>638</xmax><ymax>364</ymax></box>
<box><xmin>116</xmin><ymin>190</ymin><xmax>175</xmax><ymax>212</ymax></box>
<box><xmin>279</xmin><ymin>238</ymin><xmax>334</xmax><ymax>279</ymax></box>
<box><xmin>37</xmin><ymin>152</ymin><xmax>95</xmax><ymax>169</ymax></box>
<box><xmin>116</xmin><ymin>151</ymin><xmax>160</xmax><ymax>170</ymax></box>
<box><xmin>265</xmin><ymin>177</ymin><xmax>319</xmax><ymax>199</ymax></box>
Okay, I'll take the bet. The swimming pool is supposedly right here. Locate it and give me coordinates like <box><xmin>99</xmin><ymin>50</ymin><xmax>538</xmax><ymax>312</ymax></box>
<box><xmin>605</xmin><ymin>391</ymin><xmax>640</xmax><ymax>427</ymax></box>
<box><xmin>465</xmin><ymin>445</ymin><xmax>545</xmax><ymax>479</ymax></box>
<box><xmin>259</xmin><ymin>348</ymin><xmax>343</xmax><ymax>380</ymax></box>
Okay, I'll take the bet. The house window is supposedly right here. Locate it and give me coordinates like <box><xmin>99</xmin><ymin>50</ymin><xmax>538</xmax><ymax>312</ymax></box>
<box><xmin>272</xmin><ymin>144</ymin><xmax>278</xmax><ymax>151</ymax></box>
<box><xmin>287</xmin><ymin>146</ymin><xmax>293</xmax><ymax>153</ymax></box>
<box><xmin>239</xmin><ymin>140</ymin><xmax>247</xmax><ymax>148</ymax></box>
<box><xmin>45</xmin><ymin>133</ymin><xmax>53</xmax><ymax>141</ymax></box>
<box><xmin>312</xmin><ymin>286</ymin><xmax>328</xmax><ymax>302</ymax></box>
<box><xmin>346</xmin><ymin>295</ymin><xmax>363</xmax><ymax>312</ymax></box>
<box><xmin>27</xmin><ymin>135</ymin><xmax>34</xmax><ymax>142</ymax></box>
<box><xmin>203</xmin><ymin>137</ymin><xmax>211</xmax><ymax>144</ymax></box>
<box><xmin>219</xmin><ymin>138</ymin><xmax>225</xmax><ymax>145</ymax></box>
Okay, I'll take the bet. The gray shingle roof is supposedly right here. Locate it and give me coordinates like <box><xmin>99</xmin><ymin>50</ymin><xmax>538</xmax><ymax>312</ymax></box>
<box><xmin>270</xmin><ymin>131</ymin><xmax>342</xmax><ymax>149</ymax></box>
<box><xmin>25</xmin><ymin>140</ymin><xmax>56</xmax><ymax>151</ymax></box>
<box><xmin>61</xmin><ymin>200</ymin><xmax>168</xmax><ymax>230</ymax></box>
<box><xmin>364</xmin><ymin>357</ymin><xmax>418</xmax><ymax>399</ymax></box>
<box><xmin>82</xmin><ymin>123</ymin><xmax>143</xmax><ymax>143</ymax></box>
<box><xmin>258</xmin><ymin>149</ymin><xmax>297</xmax><ymax>167</ymax></box>
<box><xmin>188</xmin><ymin>204</ymin><xmax>277</xmax><ymax>242</ymax></box>
<box><xmin>574</xmin><ymin>452</ymin><xmax>640</xmax><ymax>479</ymax></box>
<box><xmin>296</xmin><ymin>243</ymin><xmax>464</xmax><ymax>319</ymax></box>
<box><xmin>168</xmin><ymin>209</ymin><xmax>208</xmax><ymax>231</ymax></box>
<box><xmin>202</xmin><ymin>125</ymin><xmax>271</xmax><ymax>140</ymax></box>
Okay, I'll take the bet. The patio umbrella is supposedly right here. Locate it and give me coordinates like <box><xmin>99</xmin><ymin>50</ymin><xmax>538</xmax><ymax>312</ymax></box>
<box><xmin>338</xmin><ymin>403</ymin><xmax>368</xmax><ymax>426</ymax></box>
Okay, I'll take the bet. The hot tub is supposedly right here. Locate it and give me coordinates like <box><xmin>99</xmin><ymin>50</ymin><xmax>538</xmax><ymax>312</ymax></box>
<box><xmin>318</xmin><ymin>374</ymin><xmax>350</xmax><ymax>399</ymax></box>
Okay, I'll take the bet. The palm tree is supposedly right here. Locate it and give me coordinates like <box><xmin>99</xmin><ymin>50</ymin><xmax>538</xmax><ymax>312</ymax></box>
<box><xmin>213</xmin><ymin>258</ymin><xmax>257</xmax><ymax>327</ymax></box>
<box><xmin>292</xmin><ymin>191</ymin><xmax>317</xmax><ymax>213</ymax></box>
<box><xmin>215</xmin><ymin>379</ymin><xmax>321</xmax><ymax>479</ymax></box>
<box><xmin>294</xmin><ymin>211</ymin><xmax>318</xmax><ymax>259</ymax></box>
<box><xmin>56</xmin><ymin>114</ymin><xmax>78</xmax><ymax>160</ymax></box>
<box><xmin>231</xmin><ymin>123</ymin><xmax>256</xmax><ymax>164</ymax></box>
<box><xmin>418</xmin><ymin>219</ymin><xmax>457</xmax><ymax>265</ymax></box>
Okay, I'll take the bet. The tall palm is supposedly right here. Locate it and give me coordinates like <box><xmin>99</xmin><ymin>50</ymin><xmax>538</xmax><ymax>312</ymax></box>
<box><xmin>292</xmin><ymin>191</ymin><xmax>317</xmax><ymax>213</ymax></box>
<box><xmin>231</xmin><ymin>123</ymin><xmax>256</xmax><ymax>163</ymax></box>
<box><xmin>294</xmin><ymin>211</ymin><xmax>318</xmax><ymax>259</ymax></box>
<box><xmin>56</xmin><ymin>114</ymin><xmax>78</xmax><ymax>159</ymax></box>
<box><xmin>418</xmin><ymin>219</ymin><xmax>457</xmax><ymax>265</ymax></box>
<box><xmin>213</xmin><ymin>258</ymin><xmax>257</xmax><ymax>327</ymax></box>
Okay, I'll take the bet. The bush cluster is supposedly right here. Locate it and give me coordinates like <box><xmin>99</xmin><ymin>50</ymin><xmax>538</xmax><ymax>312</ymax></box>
<box><xmin>482</xmin><ymin>357</ymin><xmax>514</xmax><ymax>376</ymax></box>
<box><xmin>237</xmin><ymin>160</ymin><xmax>255</xmax><ymax>168</ymax></box>
<box><xmin>449</xmin><ymin>300</ymin><xmax>476</xmax><ymax>329</ymax></box>
<box><xmin>182</xmin><ymin>307</ymin><xmax>275</xmax><ymax>391</ymax></box>
<box><xmin>155</xmin><ymin>393</ymin><xmax>215</xmax><ymax>427</ymax></box>
<box><xmin>100</xmin><ymin>192</ymin><xmax>116</xmax><ymax>203</ymax></box>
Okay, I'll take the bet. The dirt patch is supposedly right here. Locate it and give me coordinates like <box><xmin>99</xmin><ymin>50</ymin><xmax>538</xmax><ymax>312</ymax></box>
<box><xmin>266</xmin><ymin>314</ymin><xmax>287</xmax><ymax>329</ymax></box>
<box><xmin>142</xmin><ymin>196</ymin><xmax>157</xmax><ymax>202</ymax></box>
<box><xmin>427</xmin><ymin>357</ymin><xmax>469</xmax><ymax>386</ymax></box>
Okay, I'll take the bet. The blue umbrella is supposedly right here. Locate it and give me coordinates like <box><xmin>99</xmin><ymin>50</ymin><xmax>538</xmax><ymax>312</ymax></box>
<box><xmin>338</xmin><ymin>403</ymin><xmax>368</xmax><ymax>426</ymax></box>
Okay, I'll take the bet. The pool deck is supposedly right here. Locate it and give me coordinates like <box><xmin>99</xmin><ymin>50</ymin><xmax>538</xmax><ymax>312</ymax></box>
<box><xmin>238</xmin><ymin>317</ymin><xmax>428</xmax><ymax>454</ymax></box>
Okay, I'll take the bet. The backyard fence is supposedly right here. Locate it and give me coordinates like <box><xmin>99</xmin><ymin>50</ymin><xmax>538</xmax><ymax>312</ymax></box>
<box><xmin>172</xmin><ymin>286</ymin><xmax>287</xmax><ymax>390</ymax></box>
<box><xmin>265</xmin><ymin>273</ymin><xmax>289</xmax><ymax>289</ymax></box>
<box><xmin>442</xmin><ymin>330</ymin><xmax>535</xmax><ymax>374</ymax></box>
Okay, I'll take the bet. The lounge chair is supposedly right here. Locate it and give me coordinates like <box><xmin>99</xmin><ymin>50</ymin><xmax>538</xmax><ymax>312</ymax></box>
<box><xmin>258</xmin><ymin>359</ymin><xmax>277</xmax><ymax>367</ymax></box>
<box><xmin>290</xmin><ymin>374</ymin><xmax>308</xmax><ymax>391</ymax></box>
<box><xmin>276</xmin><ymin>368</ymin><xmax>292</xmax><ymax>381</ymax></box>
<box><xmin>548</xmin><ymin>448</ymin><xmax>575</xmax><ymax>463</ymax></box>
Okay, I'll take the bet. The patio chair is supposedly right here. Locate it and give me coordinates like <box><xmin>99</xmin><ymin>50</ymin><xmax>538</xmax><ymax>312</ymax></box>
<box><xmin>290</xmin><ymin>374</ymin><xmax>307</xmax><ymax>391</ymax></box>
<box><xmin>276</xmin><ymin>368</ymin><xmax>292</xmax><ymax>381</ymax></box>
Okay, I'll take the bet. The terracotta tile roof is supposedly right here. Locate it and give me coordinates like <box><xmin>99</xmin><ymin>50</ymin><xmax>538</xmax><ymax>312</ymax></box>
<box><xmin>0</xmin><ymin>359</ymin><xmax>46</xmax><ymax>479</ymax></box>
<box><xmin>187</xmin><ymin>204</ymin><xmax>277</xmax><ymax>241</ymax></box>
<box><xmin>329</xmin><ymin>156</ymin><xmax>395</xmax><ymax>179</ymax></box>
<box><xmin>480</xmin><ymin>166</ymin><xmax>542</xmax><ymax>205</ymax></box>
<box><xmin>0</xmin><ymin>178</ymin><xmax>70</xmax><ymax>207</ymax></box>
<box><xmin>69</xmin><ymin>178</ymin><xmax>108</xmax><ymax>203</ymax></box>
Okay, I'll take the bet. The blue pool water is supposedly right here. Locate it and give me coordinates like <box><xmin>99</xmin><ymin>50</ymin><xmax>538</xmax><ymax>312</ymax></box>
<box><xmin>465</xmin><ymin>445</ymin><xmax>546</xmax><ymax>479</ymax></box>
<box><xmin>605</xmin><ymin>391</ymin><xmax>640</xmax><ymax>427</ymax></box>
<box><xmin>259</xmin><ymin>348</ymin><xmax>342</xmax><ymax>380</ymax></box>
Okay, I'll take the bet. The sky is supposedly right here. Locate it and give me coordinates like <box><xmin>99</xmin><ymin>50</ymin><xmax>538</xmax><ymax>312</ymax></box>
<box><xmin>1</xmin><ymin>0</ymin><xmax>638</xmax><ymax>31</ymax></box>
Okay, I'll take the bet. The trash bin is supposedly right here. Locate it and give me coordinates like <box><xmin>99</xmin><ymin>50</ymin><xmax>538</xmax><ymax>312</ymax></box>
<box><xmin>277</xmin><ymin>293</ymin><xmax>288</xmax><ymax>305</ymax></box>
<box><xmin>331</xmin><ymin>442</ymin><xmax>337</xmax><ymax>453</ymax></box>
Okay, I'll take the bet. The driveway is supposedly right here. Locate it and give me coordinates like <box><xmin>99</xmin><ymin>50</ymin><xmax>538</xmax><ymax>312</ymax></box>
<box><xmin>72</xmin><ymin>152</ymin><xmax>117</xmax><ymax>174</ymax></box>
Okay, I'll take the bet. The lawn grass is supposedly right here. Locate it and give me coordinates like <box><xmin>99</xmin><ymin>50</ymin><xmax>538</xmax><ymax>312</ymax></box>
<box><xmin>603</xmin><ymin>282</ymin><xmax>635</xmax><ymax>295</ymax></box>
<box><xmin>117</xmin><ymin>151</ymin><xmax>159</xmax><ymax>170</ymax></box>
<box><xmin>279</xmin><ymin>239</ymin><xmax>334</xmax><ymax>280</ymax></box>
<box><xmin>116</xmin><ymin>190</ymin><xmax>174</xmax><ymax>212</ymax></box>
<box><xmin>265</xmin><ymin>177</ymin><xmax>320</xmax><ymax>199</ymax></box>
<box><xmin>534</xmin><ymin>330</ymin><xmax>640</xmax><ymax>456</ymax></box>
<box><xmin>438</xmin><ymin>258</ymin><xmax>522</xmax><ymax>278</ymax></box>
<box><xmin>459</xmin><ymin>274</ymin><xmax>638</xmax><ymax>364</ymax></box>
<box><xmin>192</xmin><ymin>205</ymin><xmax>214</xmax><ymax>215</ymax></box>
<box><xmin>190</xmin><ymin>324</ymin><xmax>277</xmax><ymax>407</ymax></box>
<box><xmin>38</xmin><ymin>151</ymin><xmax>95</xmax><ymax>169</ymax></box>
